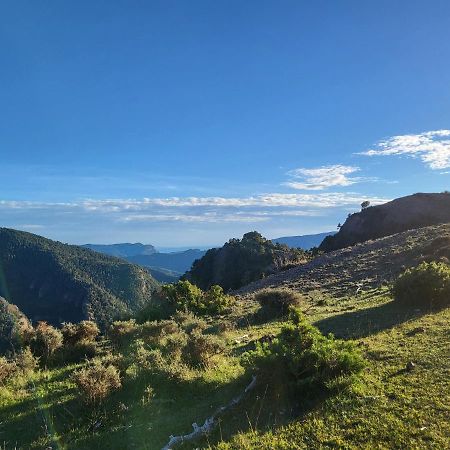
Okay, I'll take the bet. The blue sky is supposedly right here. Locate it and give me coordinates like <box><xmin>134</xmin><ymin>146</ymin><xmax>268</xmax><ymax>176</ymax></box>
<box><xmin>1</xmin><ymin>1</ymin><xmax>449</xmax><ymax>248</ymax></box>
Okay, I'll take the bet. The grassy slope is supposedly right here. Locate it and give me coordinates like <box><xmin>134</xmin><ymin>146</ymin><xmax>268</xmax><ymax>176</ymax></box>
<box><xmin>1</xmin><ymin>225</ymin><xmax>449</xmax><ymax>449</ymax></box>
<box><xmin>1</xmin><ymin>289</ymin><xmax>448</xmax><ymax>449</ymax></box>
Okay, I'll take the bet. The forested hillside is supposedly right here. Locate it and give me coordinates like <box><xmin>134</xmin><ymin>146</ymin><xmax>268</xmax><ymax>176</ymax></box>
<box><xmin>0</xmin><ymin>228</ymin><xmax>159</xmax><ymax>327</ymax></box>
<box><xmin>185</xmin><ymin>231</ymin><xmax>307</xmax><ymax>291</ymax></box>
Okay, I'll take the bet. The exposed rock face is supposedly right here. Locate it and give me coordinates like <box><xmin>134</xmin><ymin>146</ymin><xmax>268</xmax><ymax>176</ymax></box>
<box><xmin>320</xmin><ymin>193</ymin><xmax>450</xmax><ymax>252</ymax></box>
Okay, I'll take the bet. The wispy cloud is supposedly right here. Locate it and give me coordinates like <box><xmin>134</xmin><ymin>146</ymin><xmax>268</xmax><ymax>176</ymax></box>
<box><xmin>284</xmin><ymin>165</ymin><xmax>374</xmax><ymax>190</ymax></box>
<box><xmin>0</xmin><ymin>192</ymin><xmax>389</xmax><ymax>225</ymax></box>
<box><xmin>359</xmin><ymin>130</ymin><xmax>450</xmax><ymax>170</ymax></box>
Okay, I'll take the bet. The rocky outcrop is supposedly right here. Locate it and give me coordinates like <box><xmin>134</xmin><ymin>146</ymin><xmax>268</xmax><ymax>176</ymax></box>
<box><xmin>320</xmin><ymin>193</ymin><xmax>450</xmax><ymax>252</ymax></box>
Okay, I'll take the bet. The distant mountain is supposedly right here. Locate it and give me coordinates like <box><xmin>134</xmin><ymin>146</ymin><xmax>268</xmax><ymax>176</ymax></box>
<box><xmin>320</xmin><ymin>192</ymin><xmax>450</xmax><ymax>252</ymax></box>
<box><xmin>0</xmin><ymin>228</ymin><xmax>159</xmax><ymax>328</ymax></box>
<box><xmin>83</xmin><ymin>242</ymin><xmax>157</xmax><ymax>258</ymax></box>
<box><xmin>184</xmin><ymin>231</ymin><xmax>307</xmax><ymax>291</ymax></box>
<box><xmin>272</xmin><ymin>232</ymin><xmax>336</xmax><ymax>249</ymax></box>
<box><xmin>84</xmin><ymin>243</ymin><xmax>207</xmax><ymax>282</ymax></box>
<box><xmin>126</xmin><ymin>249</ymin><xmax>206</xmax><ymax>275</ymax></box>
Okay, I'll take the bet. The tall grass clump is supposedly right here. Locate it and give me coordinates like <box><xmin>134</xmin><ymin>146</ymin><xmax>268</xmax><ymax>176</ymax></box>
<box><xmin>393</xmin><ymin>261</ymin><xmax>450</xmax><ymax>309</ymax></box>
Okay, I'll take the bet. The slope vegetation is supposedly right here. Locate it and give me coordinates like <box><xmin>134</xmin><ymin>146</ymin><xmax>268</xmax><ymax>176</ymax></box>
<box><xmin>239</xmin><ymin>223</ymin><xmax>450</xmax><ymax>297</ymax></box>
<box><xmin>0</xmin><ymin>228</ymin><xmax>159</xmax><ymax>327</ymax></box>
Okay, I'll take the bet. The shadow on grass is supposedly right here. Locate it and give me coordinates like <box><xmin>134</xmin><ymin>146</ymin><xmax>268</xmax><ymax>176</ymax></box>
<box><xmin>314</xmin><ymin>300</ymin><xmax>425</xmax><ymax>339</ymax></box>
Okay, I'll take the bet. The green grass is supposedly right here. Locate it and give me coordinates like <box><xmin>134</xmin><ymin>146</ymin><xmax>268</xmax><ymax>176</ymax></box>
<box><xmin>0</xmin><ymin>290</ymin><xmax>449</xmax><ymax>449</ymax></box>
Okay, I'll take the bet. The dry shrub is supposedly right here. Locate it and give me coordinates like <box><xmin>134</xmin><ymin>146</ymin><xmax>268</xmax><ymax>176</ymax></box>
<box><xmin>72</xmin><ymin>359</ymin><xmax>121</xmax><ymax>404</ymax></box>
<box><xmin>32</xmin><ymin>321</ymin><xmax>63</xmax><ymax>362</ymax></box>
<box><xmin>15</xmin><ymin>347</ymin><xmax>39</xmax><ymax>374</ymax></box>
<box><xmin>0</xmin><ymin>348</ymin><xmax>39</xmax><ymax>385</ymax></box>
<box><xmin>255</xmin><ymin>288</ymin><xmax>304</xmax><ymax>319</ymax></box>
<box><xmin>173</xmin><ymin>311</ymin><xmax>208</xmax><ymax>333</ymax></box>
<box><xmin>182</xmin><ymin>330</ymin><xmax>224</xmax><ymax>368</ymax></box>
<box><xmin>62</xmin><ymin>321</ymin><xmax>99</xmax><ymax>346</ymax></box>
<box><xmin>109</xmin><ymin>320</ymin><xmax>138</xmax><ymax>347</ymax></box>
<box><xmin>0</xmin><ymin>357</ymin><xmax>16</xmax><ymax>385</ymax></box>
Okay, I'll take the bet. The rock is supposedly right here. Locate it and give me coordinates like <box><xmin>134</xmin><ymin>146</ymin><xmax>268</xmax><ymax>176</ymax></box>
<box><xmin>406</xmin><ymin>327</ymin><xmax>425</xmax><ymax>336</ymax></box>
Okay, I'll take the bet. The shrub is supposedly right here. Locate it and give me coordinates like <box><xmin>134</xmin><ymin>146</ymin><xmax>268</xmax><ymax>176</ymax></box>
<box><xmin>162</xmin><ymin>280</ymin><xmax>234</xmax><ymax>316</ymax></box>
<box><xmin>0</xmin><ymin>298</ymin><xmax>34</xmax><ymax>353</ymax></box>
<box><xmin>0</xmin><ymin>357</ymin><xmax>16</xmax><ymax>385</ymax></box>
<box><xmin>15</xmin><ymin>347</ymin><xmax>39</xmax><ymax>374</ymax></box>
<box><xmin>31</xmin><ymin>322</ymin><xmax>63</xmax><ymax>363</ymax></box>
<box><xmin>244</xmin><ymin>308</ymin><xmax>365</xmax><ymax>390</ymax></box>
<box><xmin>393</xmin><ymin>261</ymin><xmax>450</xmax><ymax>309</ymax></box>
<box><xmin>163</xmin><ymin>330</ymin><xmax>188</xmax><ymax>361</ymax></box>
<box><xmin>62</xmin><ymin>321</ymin><xmax>99</xmax><ymax>346</ymax></box>
<box><xmin>72</xmin><ymin>359</ymin><xmax>121</xmax><ymax>404</ymax></box>
<box><xmin>182</xmin><ymin>330</ymin><xmax>225</xmax><ymax>367</ymax></box>
<box><xmin>109</xmin><ymin>320</ymin><xmax>139</xmax><ymax>347</ymax></box>
<box><xmin>201</xmin><ymin>285</ymin><xmax>234</xmax><ymax>315</ymax></box>
<box><xmin>255</xmin><ymin>289</ymin><xmax>304</xmax><ymax>319</ymax></box>
<box><xmin>173</xmin><ymin>311</ymin><xmax>208</xmax><ymax>333</ymax></box>
<box><xmin>0</xmin><ymin>348</ymin><xmax>39</xmax><ymax>385</ymax></box>
<box><xmin>60</xmin><ymin>341</ymin><xmax>98</xmax><ymax>363</ymax></box>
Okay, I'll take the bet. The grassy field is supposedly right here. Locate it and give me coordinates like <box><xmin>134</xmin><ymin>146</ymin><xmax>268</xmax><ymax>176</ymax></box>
<box><xmin>1</xmin><ymin>286</ymin><xmax>449</xmax><ymax>450</ymax></box>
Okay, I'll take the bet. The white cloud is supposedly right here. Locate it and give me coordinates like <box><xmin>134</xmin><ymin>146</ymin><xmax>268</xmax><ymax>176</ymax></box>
<box><xmin>284</xmin><ymin>165</ymin><xmax>373</xmax><ymax>190</ymax></box>
<box><xmin>0</xmin><ymin>192</ymin><xmax>390</xmax><ymax>226</ymax></box>
<box><xmin>359</xmin><ymin>130</ymin><xmax>450</xmax><ymax>170</ymax></box>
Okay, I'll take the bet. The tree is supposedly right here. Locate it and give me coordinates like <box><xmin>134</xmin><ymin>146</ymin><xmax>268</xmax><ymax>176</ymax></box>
<box><xmin>361</xmin><ymin>200</ymin><xmax>370</xmax><ymax>210</ymax></box>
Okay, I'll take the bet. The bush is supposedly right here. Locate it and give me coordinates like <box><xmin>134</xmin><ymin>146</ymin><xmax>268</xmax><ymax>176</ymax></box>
<box><xmin>0</xmin><ymin>348</ymin><xmax>39</xmax><ymax>385</ymax></box>
<box><xmin>0</xmin><ymin>357</ymin><xmax>16</xmax><ymax>385</ymax></box>
<box><xmin>15</xmin><ymin>347</ymin><xmax>39</xmax><ymax>374</ymax></box>
<box><xmin>61</xmin><ymin>321</ymin><xmax>99</xmax><ymax>346</ymax></box>
<box><xmin>173</xmin><ymin>311</ymin><xmax>208</xmax><ymax>333</ymax></box>
<box><xmin>60</xmin><ymin>341</ymin><xmax>98</xmax><ymax>363</ymax></box>
<box><xmin>31</xmin><ymin>322</ymin><xmax>63</xmax><ymax>363</ymax></box>
<box><xmin>109</xmin><ymin>320</ymin><xmax>139</xmax><ymax>347</ymax></box>
<box><xmin>72</xmin><ymin>359</ymin><xmax>121</xmax><ymax>404</ymax></box>
<box><xmin>244</xmin><ymin>308</ymin><xmax>364</xmax><ymax>390</ymax></box>
<box><xmin>393</xmin><ymin>262</ymin><xmax>450</xmax><ymax>309</ymax></box>
<box><xmin>255</xmin><ymin>289</ymin><xmax>304</xmax><ymax>319</ymax></box>
<box><xmin>162</xmin><ymin>281</ymin><xmax>234</xmax><ymax>316</ymax></box>
<box><xmin>182</xmin><ymin>330</ymin><xmax>225</xmax><ymax>367</ymax></box>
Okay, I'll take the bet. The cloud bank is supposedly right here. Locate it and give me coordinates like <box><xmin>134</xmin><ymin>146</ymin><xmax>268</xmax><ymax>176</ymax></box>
<box><xmin>0</xmin><ymin>192</ymin><xmax>389</xmax><ymax>226</ymax></box>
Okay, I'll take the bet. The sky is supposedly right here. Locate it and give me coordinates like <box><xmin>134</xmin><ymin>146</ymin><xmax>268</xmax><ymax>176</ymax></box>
<box><xmin>1</xmin><ymin>1</ymin><xmax>449</xmax><ymax>248</ymax></box>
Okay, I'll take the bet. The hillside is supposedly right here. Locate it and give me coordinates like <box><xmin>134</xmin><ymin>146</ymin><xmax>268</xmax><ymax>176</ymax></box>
<box><xmin>320</xmin><ymin>192</ymin><xmax>450</xmax><ymax>252</ymax></box>
<box><xmin>238</xmin><ymin>223</ymin><xmax>450</xmax><ymax>296</ymax></box>
<box><xmin>83</xmin><ymin>243</ymin><xmax>157</xmax><ymax>258</ymax></box>
<box><xmin>0</xmin><ymin>228</ymin><xmax>159</xmax><ymax>327</ymax></box>
<box><xmin>1</xmin><ymin>228</ymin><xmax>448</xmax><ymax>449</ymax></box>
<box><xmin>272</xmin><ymin>231</ymin><xmax>335</xmax><ymax>249</ymax></box>
<box><xmin>184</xmin><ymin>231</ymin><xmax>307</xmax><ymax>291</ymax></box>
